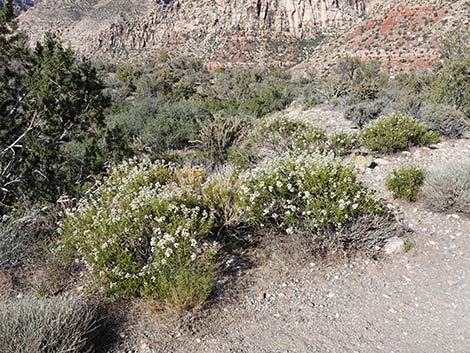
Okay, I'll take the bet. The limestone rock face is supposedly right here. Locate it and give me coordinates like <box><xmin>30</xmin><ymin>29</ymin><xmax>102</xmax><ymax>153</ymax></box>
<box><xmin>17</xmin><ymin>0</ymin><xmax>369</xmax><ymax>65</ymax></box>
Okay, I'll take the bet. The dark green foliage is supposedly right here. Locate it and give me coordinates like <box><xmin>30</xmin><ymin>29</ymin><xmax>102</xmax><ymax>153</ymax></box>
<box><xmin>106</xmin><ymin>98</ymin><xmax>212</xmax><ymax>157</ymax></box>
<box><xmin>360</xmin><ymin>113</ymin><xmax>440</xmax><ymax>153</ymax></box>
<box><xmin>429</xmin><ymin>58</ymin><xmax>470</xmax><ymax>117</ymax></box>
<box><xmin>115</xmin><ymin>64</ymin><xmax>143</xmax><ymax>91</ymax></box>
<box><xmin>203</xmin><ymin>68</ymin><xmax>294</xmax><ymax>118</ymax></box>
<box><xmin>0</xmin><ymin>31</ymin><xmax>111</xmax><ymax>213</ymax></box>
<box><xmin>0</xmin><ymin>4</ymin><xmax>114</xmax><ymax>215</ymax></box>
<box><xmin>386</xmin><ymin>165</ymin><xmax>426</xmax><ymax>202</ymax></box>
<box><xmin>329</xmin><ymin>56</ymin><xmax>388</xmax><ymax>102</ymax></box>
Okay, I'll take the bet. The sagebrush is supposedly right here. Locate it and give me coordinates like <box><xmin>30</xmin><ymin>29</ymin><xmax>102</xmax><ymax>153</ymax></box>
<box><xmin>0</xmin><ymin>297</ymin><xmax>97</xmax><ymax>353</ymax></box>
<box><xmin>422</xmin><ymin>160</ymin><xmax>470</xmax><ymax>214</ymax></box>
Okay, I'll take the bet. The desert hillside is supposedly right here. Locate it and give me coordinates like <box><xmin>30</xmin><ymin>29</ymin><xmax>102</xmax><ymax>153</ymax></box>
<box><xmin>17</xmin><ymin>0</ymin><xmax>369</xmax><ymax>66</ymax></box>
<box><xmin>11</xmin><ymin>0</ymin><xmax>468</xmax><ymax>71</ymax></box>
<box><xmin>294</xmin><ymin>0</ymin><xmax>470</xmax><ymax>73</ymax></box>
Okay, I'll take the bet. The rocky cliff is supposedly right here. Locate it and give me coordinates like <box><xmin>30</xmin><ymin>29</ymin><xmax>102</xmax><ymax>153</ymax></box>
<box><xmin>17</xmin><ymin>0</ymin><xmax>370</xmax><ymax>66</ymax></box>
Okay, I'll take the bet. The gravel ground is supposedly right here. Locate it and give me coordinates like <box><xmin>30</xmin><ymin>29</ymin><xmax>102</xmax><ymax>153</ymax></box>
<box><xmin>122</xmin><ymin>112</ymin><xmax>470</xmax><ymax>353</ymax></box>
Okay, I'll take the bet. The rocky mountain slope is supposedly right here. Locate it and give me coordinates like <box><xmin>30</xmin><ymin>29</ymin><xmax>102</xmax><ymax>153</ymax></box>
<box><xmin>293</xmin><ymin>0</ymin><xmax>470</xmax><ymax>73</ymax></box>
<box><xmin>16</xmin><ymin>0</ymin><xmax>370</xmax><ymax>67</ymax></box>
<box><xmin>8</xmin><ymin>0</ymin><xmax>468</xmax><ymax>70</ymax></box>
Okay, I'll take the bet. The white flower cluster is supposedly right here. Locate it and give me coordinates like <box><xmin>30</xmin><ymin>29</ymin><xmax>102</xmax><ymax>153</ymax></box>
<box><xmin>239</xmin><ymin>153</ymin><xmax>381</xmax><ymax>232</ymax></box>
<box><xmin>60</xmin><ymin>159</ymin><xmax>217</xmax><ymax>296</ymax></box>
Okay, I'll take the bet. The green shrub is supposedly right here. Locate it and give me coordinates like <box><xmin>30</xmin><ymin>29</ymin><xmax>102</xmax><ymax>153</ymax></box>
<box><xmin>239</xmin><ymin>154</ymin><xmax>383</xmax><ymax>232</ymax></box>
<box><xmin>319</xmin><ymin>56</ymin><xmax>387</xmax><ymax>102</ymax></box>
<box><xmin>202</xmin><ymin>165</ymin><xmax>244</xmax><ymax>230</ymax></box>
<box><xmin>0</xmin><ymin>33</ymin><xmax>111</xmax><ymax>213</ymax></box>
<box><xmin>226</xmin><ymin>146</ymin><xmax>258</xmax><ymax>170</ymax></box>
<box><xmin>61</xmin><ymin>160</ymin><xmax>218</xmax><ymax>308</ymax></box>
<box><xmin>139</xmin><ymin>101</ymin><xmax>207</xmax><ymax>153</ymax></box>
<box><xmin>360</xmin><ymin>113</ymin><xmax>440</xmax><ymax>153</ymax></box>
<box><xmin>385</xmin><ymin>165</ymin><xmax>426</xmax><ymax>202</ymax></box>
<box><xmin>327</xmin><ymin>132</ymin><xmax>360</xmax><ymax>155</ymax></box>
<box><xmin>203</xmin><ymin>67</ymin><xmax>294</xmax><ymax>118</ymax></box>
<box><xmin>106</xmin><ymin>99</ymin><xmax>212</xmax><ymax>157</ymax></box>
<box><xmin>419</xmin><ymin>103</ymin><xmax>469</xmax><ymax>138</ymax></box>
<box><xmin>422</xmin><ymin>160</ymin><xmax>470</xmax><ymax>214</ymax></box>
<box><xmin>115</xmin><ymin>65</ymin><xmax>143</xmax><ymax>92</ymax></box>
<box><xmin>430</xmin><ymin>58</ymin><xmax>470</xmax><ymax>117</ymax></box>
<box><xmin>344</xmin><ymin>99</ymin><xmax>385</xmax><ymax>127</ymax></box>
<box><xmin>0</xmin><ymin>297</ymin><xmax>97</xmax><ymax>353</ymax></box>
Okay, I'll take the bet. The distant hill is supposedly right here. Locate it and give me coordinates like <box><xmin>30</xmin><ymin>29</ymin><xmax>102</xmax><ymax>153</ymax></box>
<box><xmin>8</xmin><ymin>0</ymin><xmax>469</xmax><ymax>71</ymax></box>
<box><xmin>16</xmin><ymin>0</ymin><xmax>370</xmax><ymax>67</ymax></box>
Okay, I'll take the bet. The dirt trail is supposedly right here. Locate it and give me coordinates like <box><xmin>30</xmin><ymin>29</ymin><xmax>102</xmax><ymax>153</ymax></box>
<box><xmin>128</xmin><ymin>111</ymin><xmax>470</xmax><ymax>353</ymax></box>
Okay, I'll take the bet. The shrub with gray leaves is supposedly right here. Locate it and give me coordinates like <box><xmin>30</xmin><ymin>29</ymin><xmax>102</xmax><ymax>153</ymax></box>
<box><xmin>315</xmin><ymin>214</ymin><xmax>405</xmax><ymax>258</ymax></box>
<box><xmin>422</xmin><ymin>160</ymin><xmax>470</xmax><ymax>214</ymax></box>
<box><xmin>0</xmin><ymin>208</ymin><xmax>56</xmax><ymax>270</ymax></box>
<box><xmin>344</xmin><ymin>99</ymin><xmax>386</xmax><ymax>127</ymax></box>
<box><xmin>418</xmin><ymin>104</ymin><xmax>469</xmax><ymax>138</ymax></box>
<box><xmin>0</xmin><ymin>297</ymin><xmax>98</xmax><ymax>353</ymax></box>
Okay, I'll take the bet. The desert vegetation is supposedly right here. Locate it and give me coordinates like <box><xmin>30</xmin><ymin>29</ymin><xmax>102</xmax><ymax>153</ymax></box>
<box><xmin>1</xmin><ymin>0</ymin><xmax>469</xmax><ymax>351</ymax></box>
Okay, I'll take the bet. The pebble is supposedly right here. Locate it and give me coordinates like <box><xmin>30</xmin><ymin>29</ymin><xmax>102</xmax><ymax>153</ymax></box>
<box><xmin>383</xmin><ymin>237</ymin><xmax>405</xmax><ymax>255</ymax></box>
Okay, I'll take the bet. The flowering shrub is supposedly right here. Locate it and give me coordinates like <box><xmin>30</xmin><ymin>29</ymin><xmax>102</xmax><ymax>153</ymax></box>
<box><xmin>251</xmin><ymin>115</ymin><xmax>361</xmax><ymax>157</ymax></box>
<box><xmin>60</xmin><ymin>159</ymin><xmax>218</xmax><ymax>308</ymax></box>
<box><xmin>327</xmin><ymin>132</ymin><xmax>360</xmax><ymax>155</ymax></box>
<box><xmin>239</xmin><ymin>154</ymin><xmax>383</xmax><ymax>232</ymax></box>
<box><xmin>386</xmin><ymin>165</ymin><xmax>426</xmax><ymax>202</ymax></box>
<box><xmin>360</xmin><ymin>113</ymin><xmax>440</xmax><ymax>153</ymax></box>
